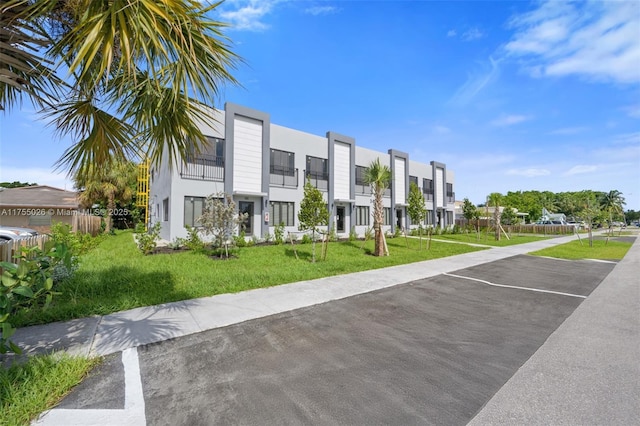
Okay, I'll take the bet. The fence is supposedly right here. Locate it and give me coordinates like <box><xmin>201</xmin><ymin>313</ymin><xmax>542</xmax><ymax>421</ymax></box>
<box><xmin>72</xmin><ymin>214</ymin><xmax>102</xmax><ymax>236</ymax></box>
<box><xmin>0</xmin><ymin>234</ymin><xmax>50</xmax><ymax>264</ymax></box>
<box><xmin>456</xmin><ymin>219</ymin><xmax>576</xmax><ymax>235</ymax></box>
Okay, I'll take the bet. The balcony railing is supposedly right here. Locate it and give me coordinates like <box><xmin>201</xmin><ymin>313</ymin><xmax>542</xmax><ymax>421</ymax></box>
<box><xmin>423</xmin><ymin>189</ymin><xmax>434</xmax><ymax>200</ymax></box>
<box><xmin>180</xmin><ymin>155</ymin><xmax>224</xmax><ymax>181</ymax></box>
<box><xmin>447</xmin><ymin>192</ymin><xmax>455</xmax><ymax>203</ymax></box>
<box><xmin>304</xmin><ymin>170</ymin><xmax>329</xmax><ymax>191</ymax></box>
<box><xmin>355</xmin><ymin>183</ymin><xmax>372</xmax><ymax>195</ymax></box>
<box><xmin>270</xmin><ymin>167</ymin><xmax>298</xmax><ymax>188</ymax></box>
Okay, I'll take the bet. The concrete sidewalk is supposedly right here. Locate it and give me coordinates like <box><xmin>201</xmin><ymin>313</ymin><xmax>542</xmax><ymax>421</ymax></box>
<box><xmin>5</xmin><ymin>233</ymin><xmax>637</xmax><ymax>364</ymax></box>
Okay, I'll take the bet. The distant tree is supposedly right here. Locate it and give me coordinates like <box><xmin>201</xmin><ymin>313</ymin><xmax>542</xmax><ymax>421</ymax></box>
<box><xmin>501</xmin><ymin>207</ymin><xmax>517</xmax><ymax>225</ymax></box>
<box><xmin>461</xmin><ymin>198</ymin><xmax>479</xmax><ymax>233</ymax></box>
<box><xmin>74</xmin><ymin>160</ymin><xmax>137</xmax><ymax>232</ymax></box>
<box><xmin>487</xmin><ymin>192</ymin><xmax>503</xmax><ymax>241</ymax></box>
<box><xmin>198</xmin><ymin>193</ymin><xmax>248</xmax><ymax>258</ymax></box>
<box><xmin>407</xmin><ymin>182</ymin><xmax>427</xmax><ymax>248</ymax></box>
<box><xmin>0</xmin><ymin>181</ymin><xmax>37</xmax><ymax>188</ymax></box>
<box><xmin>298</xmin><ymin>178</ymin><xmax>329</xmax><ymax>262</ymax></box>
<box><xmin>578</xmin><ymin>192</ymin><xmax>602</xmax><ymax>247</ymax></box>
<box><xmin>364</xmin><ymin>158</ymin><xmax>392</xmax><ymax>257</ymax></box>
<box><xmin>625</xmin><ymin>209</ymin><xmax>639</xmax><ymax>223</ymax></box>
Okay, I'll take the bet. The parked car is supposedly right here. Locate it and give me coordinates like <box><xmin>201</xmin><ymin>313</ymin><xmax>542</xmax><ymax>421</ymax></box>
<box><xmin>0</xmin><ymin>226</ymin><xmax>39</xmax><ymax>241</ymax></box>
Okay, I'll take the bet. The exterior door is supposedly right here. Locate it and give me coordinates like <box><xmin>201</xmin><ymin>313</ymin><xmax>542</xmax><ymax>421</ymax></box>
<box><xmin>239</xmin><ymin>201</ymin><xmax>253</xmax><ymax>235</ymax></box>
<box><xmin>396</xmin><ymin>209</ymin><xmax>403</xmax><ymax>230</ymax></box>
<box><xmin>336</xmin><ymin>206</ymin><xmax>345</xmax><ymax>233</ymax></box>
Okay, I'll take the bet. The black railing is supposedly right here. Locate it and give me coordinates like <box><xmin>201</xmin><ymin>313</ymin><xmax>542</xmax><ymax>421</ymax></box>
<box><xmin>355</xmin><ymin>184</ymin><xmax>372</xmax><ymax>195</ymax></box>
<box><xmin>270</xmin><ymin>167</ymin><xmax>298</xmax><ymax>188</ymax></box>
<box><xmin>180</xmin><ymin>155</ymin><xmax>224</xmax><ymax>181</ymax></box>
<box><xmin>304</xmin><ymin>170</ymin><xmax>329</xmax><ymax>191</ymax></box>
<box><xmin>447</xmin><ymin>191</ymin><xmax>455</xmax><ymax>203</ymax></box>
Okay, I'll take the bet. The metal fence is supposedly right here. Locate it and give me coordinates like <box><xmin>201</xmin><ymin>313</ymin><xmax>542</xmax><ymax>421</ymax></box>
<box><xmin>180</xmin><ymin>155</ymin><xmax>224</xmax><ymax>181</ymax></box>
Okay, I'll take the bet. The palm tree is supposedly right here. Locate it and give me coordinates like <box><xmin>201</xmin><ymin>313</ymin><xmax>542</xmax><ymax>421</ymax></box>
<box><xmin>75</xmin><ymin>161</ymin><xmax>137</xmax><ymax>232</ymax></box>
<box><xmin>1</xmin><ymin>0</ymin><xmax>239</xmax><ymax>174</ymax></box>
<box><xmin>487</xmin><ymin>192</ymin><xmax>503</xmax><ymax>241</ymax></box>
<box><xmin>599</xmin><ymin>190</ymin><xmax>626</xmax><ymax>227</ymax></box>
<box><xmin>364</xmin><ymin>158</ymin><xmax>391</xmax><ymax>256</ymax></box>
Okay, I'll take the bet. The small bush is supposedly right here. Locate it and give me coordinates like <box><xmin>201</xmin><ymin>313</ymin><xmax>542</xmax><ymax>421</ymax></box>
<box><xmin>235</xmin><ymin>230</ymin><xmax>247</xmax><ymax>247</ymax></box>
<box><xmin>168</xmin><ymin>237</ymin><xmax>186</xmax><ymax>250</ymax></box>
<box><xmin>349</xmin><ymin>226</ymin><xmax>357</xmax><ymax>241</ymax></box>
<box><xmin>328</xmin><ymin>226</ymin><xmax>337</xmax><ymax>242</ymax></box>
<box><xmin>135</xmin><ymin>223</ymin><xmax>161</xmax><ymax>255</ymax></box>
<box><xmin>274</xmin><ymin>222</ymin><xmax>285</xmax><ymax>245</ymax></box>
<box><xmin>184</xmin><ymin>225</ymin><xmax>205</xmax><ymax>252</ymax></box>
<box><xmin>263</xmin><ymin>232</ymin><xmax>272</xmax><ymax>244</ymax></box>
<box><xmin>301</xmin><ymin>234</ymin><xmax>312</xmax><ymax>244</ymax></box>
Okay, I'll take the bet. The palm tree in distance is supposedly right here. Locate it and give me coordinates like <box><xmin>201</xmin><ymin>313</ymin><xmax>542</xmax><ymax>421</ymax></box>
<box><xmin>487</xmin><ymin>192</ymin><xmax>503</xmax><ymax>241</ymax></box>
<box><xmin>364</xmin><ymin>158</ymin><xmax>391</xmax><ymax>256</ymax></box>
<box><xmin>599</xmin><ymin>190</ymin><xmax>626</xmax><ymax>227</ymax></box>
<box><xmin>1</xmin><ymin>0</ymin><xmax>239</xmax><ymax>175</ymax></box>
<box><xmin>75</xmin><ymin>161</ymin><xmax>137</xmax><ymax>232</ymax></box>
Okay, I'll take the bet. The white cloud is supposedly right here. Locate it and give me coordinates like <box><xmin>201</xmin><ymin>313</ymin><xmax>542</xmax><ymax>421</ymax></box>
<box><xmin>505</xmin><ymin>168</ymin><xmax>551</xmax><ymax>177</ymax></box>
<box><xmin>305</xmin><ymin>6</ymin><xmax>339</xmax><ymax>16</ymax></box>
<box><xmin>564</xmin><ymin>165</ymin><xmax>598</xmax><ymax>176</ymax></box>
<box><xmin>462</xmin><ymin>27</ymin><xmax>485</xmax><ymax>41</ymax></box>
<box><xmin>490</xmin><ymin>114</ymin><xmax>532</xmax><ymax>127</ymax></box>
<box><xmin>447</xmin><ymin>29</ymin><xmax>457</xmax><ymax>38</ymax></box>
<box><xmin>548</xmin><ymin>126</ymin><xmax>589</xmax><ymax>135</ymax></box>
<box><xmin>449</xmin><ymin>56</ymin><xmax>501</xmax><ymax>105</ymax></box>
<box><xmin>504</xmin><ymin>1</ymin><xmax>640</xmax><ymax>84</ymax></box>
<box><xmin>218</xmin><ymin>0</ymin><xmax>280</xmax><ymax>31</ymax></box>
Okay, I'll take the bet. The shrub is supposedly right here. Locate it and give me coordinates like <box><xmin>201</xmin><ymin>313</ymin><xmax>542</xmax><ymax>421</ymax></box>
<box><xmin>328</xmin><ymin>226</ymin><xmax>337</xmax><ymax>242</ymax></box>
<box><xmin>274</xmin><ymin>222</ymin><xmax>285</xmax><ymax>245</ymax></box>
<box><xmin>349</xmin><ymin>226</ymin><xmax>357</xmax><ymax>241</ymax></box>
<box><xmin>263</xmin><ymin>232</ymin><xmax>273</xmax><ymax>244</ymax></box>
<box><xmin>135</xmin><ymin>223</ymin><xmax>161</xmax><ymax>255</ymax></box>
<box><xmin>301</xmin><ymin>234</ymin><xmax>312</xmax><ymax>244</ymax></box>
<box><xmin>0</xmin><ymin>242</ymin><xmax>71</xmax><ymax>353</ymax></box>
<box><xmin>184</xmin><ymin>225</ymin><xmax>205</xmax><ymax>252</ymax></box>
<box><xmin>168</xmin><ymin>237</ymin><xmax>186</xmax><ymax>250</ymax></box>
<box><xmin>235</xmin><ymin>230</ymin><xmax>247</xmax><ymax>247</ymax></box>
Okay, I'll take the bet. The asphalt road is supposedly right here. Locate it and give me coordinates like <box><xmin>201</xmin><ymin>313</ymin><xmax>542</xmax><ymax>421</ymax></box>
<box><xmin>53</xmin><ymin>254</ymin><xmax>614</xmax><ymax>425</ymax></box>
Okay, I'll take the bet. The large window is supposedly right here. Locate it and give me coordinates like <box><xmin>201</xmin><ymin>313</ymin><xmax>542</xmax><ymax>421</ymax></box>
<box><xmin>410</xmin><ymin>175</ymin><xmax>418</xmax><ymax>188</ymax></box>
<box><xmin>270</xmin><ymin>149</ymin><xmax>295</xmax><ymax>176</ymax></box>
<box><xmin>423</xmin><ymin>178</ymin><xmax>434</xmax><ymax>200</ymax></box>
<box><xmin>206</xmin><ymin>136</ymin><xmax>224</xmax><ymax>159</ymax></box>
<box><xmin>446</xmin><ymin>183</ymin><xmax>455</xmax><ymax>202</ymax></box>
<box><xmin>270</xmin><ymin>201</ymin><xmax>295</xmax><ymax>226</ymax></box>
<box><xmin>355</xmin><ymin>206</ymin><xmax>370</xmax><ymax>226</ymax></box>
<box><xmin>383</xmin><ymin>207</ymin><xmax>391</xmax><ymax>226</ymax></box>
<box><xmin>355</xmin><ymin>165</ymin><xmax>371</xmax><ymax>195</ymax></box>
<box><xmin>426</xmin><ymin>209</ymin><xmax>433</xmax><ymax>225</ymax></box>
<box><xmin>184</xmin><ymin>196</ymin><xmax>205</xmax><ymax>227</ymax></box>
<box><xmin>306</xmin><ymin>156</ymin><xmax>328</xmax><ymax>180</ymax></box>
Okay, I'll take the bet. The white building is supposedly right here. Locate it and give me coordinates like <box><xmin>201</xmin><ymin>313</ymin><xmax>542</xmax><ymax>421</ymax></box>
<box><xmin>149</xmin><ymin>102</ymin><xmax>455</xmax><ymax>241</ymax></box>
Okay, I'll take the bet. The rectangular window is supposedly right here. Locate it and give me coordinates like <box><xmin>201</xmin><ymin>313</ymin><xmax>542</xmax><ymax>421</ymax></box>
<box><xmin>163</xmin><ymin>198</ymin><xmax>169</xmax><ymax>221</ymax></box>
<box><xmin>446</xmin><ymin>183</ymin><xmax>455</xmax><ymax>202</ymax></box>
<box><xmin>306</xmin><ymin>156</ymin><xmax>328</xmax><ymax>180</ymax></box>
<box><xmin>383</xmin><ymin>207</ymin><xmax>391</xmax><ymax>226</ymax></box>
<box><xmin>425</xmin><ymin>210</ymin><xmax>433</xmax><ymax>225</ymax></box>
<box><xmin>269</xmin><ymin>201</ymin><xmax>295</xmax><ymax>226</ymax></box>
<box><xmin>423</xmin><ymin>178</ymin><xmax>434</xmax><ymax>200</ymax></box>
<box><xmin>409</xmin><ymin>175</ymin><xmax>418</xmax><ymax>188</ymax></box>
<box><xmin>355</xmin><ymin>206</ymin><xmax>370</xmax><ymax>226</ymax></box>
<box><xmin>206</xmin><ymin>136</ymin><xmax>224</xmax><ymax>159</ymax></box>
<box><xmin>270</xmin><ymin>149</ymin><xmax>295</xmax><ymax>176</ymax></box>
<box><xmin>184</xmin><ymin>196</ymin><xmax>205</xmax><ymax>227</ymax></box>
<box><xmin>355</xmin><ymin>166</ymin><xmax>367</xmax><ymax>185</ymax></box>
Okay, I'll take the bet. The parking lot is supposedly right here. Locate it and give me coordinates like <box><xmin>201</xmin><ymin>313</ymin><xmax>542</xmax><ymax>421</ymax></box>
<box><xmin>38</xmin><ymin>254</ymin><xmax>618</xmax><ymax>425</ymax></box>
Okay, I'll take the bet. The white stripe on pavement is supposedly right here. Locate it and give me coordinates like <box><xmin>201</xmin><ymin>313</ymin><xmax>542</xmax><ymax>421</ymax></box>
<box><xmin>443</xmin><ymin>273</ymin><xmax>587</xmax><ymax>299</ymax></box>
<box><xmin>33</xmin><ymin>347</ymin><xmax>146</xmax><ymax>426</ymax></box>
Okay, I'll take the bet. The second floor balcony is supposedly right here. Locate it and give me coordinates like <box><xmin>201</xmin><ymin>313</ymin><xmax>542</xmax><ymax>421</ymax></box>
<box><xmin>304</xmin><ymin>170</ymin><xmax>329</xmax><ymax>191</ymax></box>
<box><xmin>270</xmin><ymin>166</ymin><xmax>299</xmax><ymax>188</ymax></box>
<box><xmin>180</xmin><ymin>154</ymin><xmax>224</xmax><ymax>181</ymax></box>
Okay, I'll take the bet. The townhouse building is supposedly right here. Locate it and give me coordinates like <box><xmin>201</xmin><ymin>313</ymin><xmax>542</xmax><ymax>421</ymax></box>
<box><xmin>149</xmin><ymin>102</ymin><xmax>455</xmax><ymax>242</ymax></box>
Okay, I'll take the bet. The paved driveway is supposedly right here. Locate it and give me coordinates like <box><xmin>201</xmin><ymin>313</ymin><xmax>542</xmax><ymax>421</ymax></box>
<box><xmin>44</xmin><ymin>255</ymin><xmax>614</xmax><ymax>425</ymax></box>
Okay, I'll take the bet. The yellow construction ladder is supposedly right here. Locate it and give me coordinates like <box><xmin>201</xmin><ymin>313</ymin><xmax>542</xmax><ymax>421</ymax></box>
<box><xmin>136</xmin><ymin>158</ymin><xmax>150</xmax><ymax>226</ymax></box>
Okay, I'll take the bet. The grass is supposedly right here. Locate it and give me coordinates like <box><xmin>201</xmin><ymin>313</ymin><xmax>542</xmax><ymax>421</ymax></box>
<box><xmin>429</xmin><ymin>232</ymin><xmax>551</xmax><ymax>247</ymax></box>
<box><xmin>529</xmin><ymin>239</ymin><xmax>632</xmax><ymax>260</ymax></box>
<box><xmin>13</xmin><ymin>231</ymin><xmax>488</xmax><ymax>327</ymax></box>
<box><xmin>1</xmin><ymin>354</ymin><xmax>100</xmax><ymax>426</ymax></box>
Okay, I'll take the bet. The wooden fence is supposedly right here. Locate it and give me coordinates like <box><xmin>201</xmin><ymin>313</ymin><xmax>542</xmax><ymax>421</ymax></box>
<box><xmin>0</xmin><ymin>234</ymin><xmax>50</xmax><ymax>264</ymax></box>
<box><xmin>455</xmin><ymin>219</ymin><xmax>576</xmax><ymax>235</ymax></box>
<box><xmin>72</xmin><ymin>214</ymin><xmax>102</xmax><ymax>236</ymax></box>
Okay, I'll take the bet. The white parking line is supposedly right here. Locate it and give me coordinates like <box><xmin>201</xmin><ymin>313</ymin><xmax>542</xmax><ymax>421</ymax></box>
<box><xmin>443</xmin><ymin>273</ymin><xmax>587</xmax><ymax>299</ymax></box>
<box><xmin>33</xmin><ymin>347</ymin><xmax>146</xmax><ymax>426</ymax></box>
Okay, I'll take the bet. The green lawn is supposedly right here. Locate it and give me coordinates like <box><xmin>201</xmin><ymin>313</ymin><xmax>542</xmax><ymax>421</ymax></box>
<box><xmin>431</xmin><ymin>232</ymin><xmax>550</xmax><ymax>247</ymax></box>
<box><xmin>13</xmin><ymin>231</ymin><xmax>488</xmax><ymax>327</ymax></box>
<box><xmin>1</xmin><ymin>354</ymin><xmax>99</xmax><ymax>426</ymax></box>
<box><xmin>529</xmin><ymin>239</ymin><xmax>632</xmax><ymax>260</ymax></box>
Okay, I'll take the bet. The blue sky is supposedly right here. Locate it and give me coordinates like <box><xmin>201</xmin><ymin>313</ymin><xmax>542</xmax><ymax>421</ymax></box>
<box><xmin>1</xmin><ymin>0</ymin><xmax>639</xmax><ymax>210</ymax></box>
